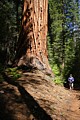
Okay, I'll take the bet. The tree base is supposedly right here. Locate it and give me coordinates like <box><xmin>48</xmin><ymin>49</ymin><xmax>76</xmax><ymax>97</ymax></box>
<box><xmin>15</xmin><ymin>55</ymin><xmax>54</xmax><ymax>78</ymax></box>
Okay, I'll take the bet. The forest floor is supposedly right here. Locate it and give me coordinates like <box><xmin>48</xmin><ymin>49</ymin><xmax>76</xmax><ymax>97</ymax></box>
<box><xmin>0</xmin><ymin>70</ymin><xmax>80</xmax><ymax>120</ymax></box>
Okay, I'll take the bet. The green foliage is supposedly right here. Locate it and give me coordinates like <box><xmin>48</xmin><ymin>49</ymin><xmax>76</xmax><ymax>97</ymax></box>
<box><xmin>48</xmin><ymin>0</ymin><xmax>80</xmax><ymax>85</ymax></box>
<box><xmin>54</xmin><ymin>76</ymin><xmax>64</xmax><ymax>86</ymax></box>
<box><xmin>5</xmin><ymin>67</ymin><xmax>21</xmax><ymax>80</ymax></box>
<box><xmin>0</xmin><ymin>0</ymin><xmax>80</xmax><ymax>84</ymax></box>
<box><xmin>52</xmin><ymin>64</ymin><xmax>60</xmax><ymax>76</ymax></box>
<box><xmin>0</xmin><ymin>0</ymin><xmax>22</xmax><ymax>65</ymax></box>
<box><xmin>0</xmin><ymin>74</ymin><xmax>4</xmax><ymax>83</ymax></box>
<box><xmin>48</xmin><ymin>0</ymin><xmax>64</xmax><ymax>68</ymax></box>
<box><xmin>52</xmin><ymin>64</ymin><xmax>65</xmax><ymax>85</ymax></box>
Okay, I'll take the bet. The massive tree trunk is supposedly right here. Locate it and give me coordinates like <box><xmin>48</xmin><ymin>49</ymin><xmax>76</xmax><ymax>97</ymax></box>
<box><xmin>14</xmin><ymin>0</ymin><xmax>52</xmax><ymax>73</ymax></box>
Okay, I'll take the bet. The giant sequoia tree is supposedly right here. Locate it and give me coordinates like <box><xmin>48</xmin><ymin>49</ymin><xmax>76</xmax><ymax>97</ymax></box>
<box><xmin>14</xmin><ymin>0</ymin><xmax>52</xmax><ymax>73</ymax></box>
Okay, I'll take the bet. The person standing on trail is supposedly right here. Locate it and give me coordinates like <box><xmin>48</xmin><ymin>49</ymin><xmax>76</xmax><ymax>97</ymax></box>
<box><xmin>68</xmin><ymin>74</ymin><xmax>74</xmax><ymax>90</ymax></box>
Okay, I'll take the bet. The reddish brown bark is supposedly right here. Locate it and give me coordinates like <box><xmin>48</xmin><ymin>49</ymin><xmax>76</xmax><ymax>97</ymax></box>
<box><xmin>15</xmin><ymin>0</ymin><xmax>52</xmax><ymax>72</ymax></box>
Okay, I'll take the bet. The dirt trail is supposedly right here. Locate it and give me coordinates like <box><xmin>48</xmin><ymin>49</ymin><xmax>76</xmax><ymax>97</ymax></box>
<box><xmin>66</xmin><ymin>90</ymin><xmax>80</xmax><ymax>120</ymax></box>
<box><xmin>0</xmin><ymin>71</ymin><xmax>80</xmax><ymax>120</ymax></box>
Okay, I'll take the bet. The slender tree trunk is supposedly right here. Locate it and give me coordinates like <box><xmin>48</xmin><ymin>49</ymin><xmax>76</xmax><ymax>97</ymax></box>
<box><xmin>61</xmin><ymin>0</ymin><xmax>65</xmax><ymax>69</ymax></box>
<box><xmin>14</xmin><ymin>0</ymin><xmax>52</xmax><ymax>73</ymax></box>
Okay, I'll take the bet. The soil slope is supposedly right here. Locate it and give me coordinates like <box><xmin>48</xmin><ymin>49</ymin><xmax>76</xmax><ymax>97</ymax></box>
<box><xmin>0</xmin><ymin>70</ymin><xmax>80</xmax><ymax>120</ymax></box>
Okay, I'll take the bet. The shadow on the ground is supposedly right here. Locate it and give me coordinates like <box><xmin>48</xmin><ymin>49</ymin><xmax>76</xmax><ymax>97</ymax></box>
<box><xmin>2</xmin><ymin>72</ymin><xmax>53</xmax><ymax>120</ymax></box>
<box><xmin>64</xmin><ymin>82</ymin><xmax>80</xmax><ymax>91</ymax></box>
<box><xmin>74</xmin><ymin>83</ymin><xmax>80</xmax><ymax>91</ymax></box>
<box><xmin>18</xmin><ymin>85</ymin><xmax>52</xmax><ymax>120</ymax></box>
<box><xmin>0</xmin><ymin>83</ymin><xmax>23</xmax><ymax>120</ymax></box>
<box><xmin>0</xmin><ymin>94</ymin><xmax>14</xmax><ymax>120</ymax></box>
